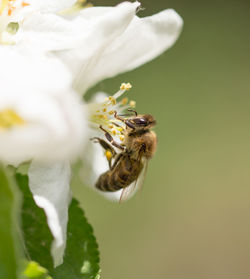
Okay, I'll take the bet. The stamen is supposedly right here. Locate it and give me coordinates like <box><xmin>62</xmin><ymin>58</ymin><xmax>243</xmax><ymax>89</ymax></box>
<box><xmin>0</xmin><ymin>109</ymin><xmax>25</xmax><ymax>129</ymax></box>
<box><xmin>120</xmin><ymin>135</ymin><xmax>125</xmax><ymax>141</ymax></box>
<box><xmin>21</xmin><ymin>2</ymin><xmax>30</xmax><ymax>7</ymax></box>
<box><xmin>111</xmin><ymin>128</ymin><xmax>117</xmax><ymax>136</ymax></box>
<box><xmin>120</xmin><ymin>83</ymin><xmax>132</xmax><ymax>90</ymax></box>
<box><xmin>108</xmin><ymin>96</ymin><xmax>116</xmax><ymax>105</ymax></box>
<box><xmin>88</xmin><ymin>82</ymin><xmax>136</xmax><ymax>137</ymax></box>
<box><xmin>121</xmin><ymin>97</ymin><xmax>128</xmax><ymax>105</ymax></box>
<box><xmin>129</xmin><ymin>100</ymin><xmax>136</xmax><ymax>108</ymax></box>
<box><xmin>113</xmin><ymin>83</ymin><xmax>132</xmax><ymax>99</ymax></box>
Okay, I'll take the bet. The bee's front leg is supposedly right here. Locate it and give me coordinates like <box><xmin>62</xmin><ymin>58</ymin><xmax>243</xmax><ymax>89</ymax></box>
<box><xmin>99</xmin><ymin>125</ymin><xmax>125</xmax><ymax>151</ymax></box>
<box><xmin>90</xmin><ymin>137</ymin><xmax>116</xmax><ymax>169</ymax></box>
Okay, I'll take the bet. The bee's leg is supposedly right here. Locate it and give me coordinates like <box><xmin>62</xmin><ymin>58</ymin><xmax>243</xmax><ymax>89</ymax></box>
<box><xmin>90</xmin><ymin>137</ymin><xmax>116</xmax><ymax>169</ymax></box>
<box><xmin>99</xmin><ymin>125</ymin><xmax>125</xmax><ymax>151</ymax></box>
<box><xmin>127</xmin><ymin>109</ymin><xmax>138</xmax><ymax>116</ymax></box>
<box><xmin>114</xmin><ymin>111</ymin><xmax>135</xmax><ymax>130</ymax></box>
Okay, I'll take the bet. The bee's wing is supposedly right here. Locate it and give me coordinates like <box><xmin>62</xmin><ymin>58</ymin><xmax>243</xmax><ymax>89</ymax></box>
<box><xmin>119</xmin><ymin>158</ymin><xmax>148</xmax><ymax>203</ymax></box>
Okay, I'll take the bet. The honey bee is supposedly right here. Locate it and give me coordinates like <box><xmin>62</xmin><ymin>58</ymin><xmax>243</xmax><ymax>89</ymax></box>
<box><xmin>91</xmin><ymin>110</ymin><xmax>157</xmax><ymax>202</ymax></box>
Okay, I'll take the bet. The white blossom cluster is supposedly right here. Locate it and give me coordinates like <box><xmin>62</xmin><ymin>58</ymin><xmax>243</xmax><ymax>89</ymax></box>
<box><xmin>0</xmin><ymin>0</ymin><xmax>183</xmax><ymax>267</ymax></box>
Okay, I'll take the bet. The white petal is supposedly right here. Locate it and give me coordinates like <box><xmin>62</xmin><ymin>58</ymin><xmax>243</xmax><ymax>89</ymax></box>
<box><xmin>0</xmin><ymin>48</ymin><xmax>87</xmax><ymax>165</ymax></box>
<box><xmin>75</xmin><ymin>9</ymin><xmax>183</xmax><ymax>92</ymax></box>
<box><xmin>28</xmin><ymin>0</ymin><xmax>76</xmax><ymax>13</ymax></box>
<box><xmin>28</xmin><ymin>161</ymin><xmax>71</xmax><ymax>267</ymax></box>
<box><xmin>53</xmin><ymin>2</ymin><xmax>140</xmax><ymax>93</ymax></box>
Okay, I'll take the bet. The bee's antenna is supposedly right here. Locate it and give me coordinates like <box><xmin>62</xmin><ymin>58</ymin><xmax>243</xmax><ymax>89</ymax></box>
<box><xmin>127</xmin><ymin>109</ymin><xmax>138</xmax><ymax>116</ymax></box>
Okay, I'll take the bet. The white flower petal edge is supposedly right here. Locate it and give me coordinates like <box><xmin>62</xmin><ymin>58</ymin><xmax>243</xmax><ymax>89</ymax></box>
<box><xmin>28</xmin><ymin>0</ymin><xmax>77</xmax><ymax>13</ymax></box>
<box><xmin>19</xmin><ymin>2</ymin><xmax>140</xmax><ymax>92</ymax></box>
<box><xmin>28</xmin><ymin>161</ymin><xmax>71</xmax><ymax>267</ymax></box>
<box><xmin>87</xmin><ymin>9</ymin><xmax>183</xmax><ymax>86</ymax></box>
<box><xmin>57</xmin><ymin>5</ymin><xmax>183</xmax><ymax>93</ymax></box>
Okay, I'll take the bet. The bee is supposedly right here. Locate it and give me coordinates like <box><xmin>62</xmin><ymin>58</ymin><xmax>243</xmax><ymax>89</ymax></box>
<box><xmin>91</xmin><ymin>110</ymin><xmax>157</xmax><ymax>202</ymax></box>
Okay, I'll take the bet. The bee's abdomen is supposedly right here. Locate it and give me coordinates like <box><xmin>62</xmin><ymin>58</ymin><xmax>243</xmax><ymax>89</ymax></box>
<box><xmin>95</xmin><ymin>157</ymin><xmax>142</xmax><ymax>192</ymax></box>
<box><xmin>95</xmin><ymin>171</ymin><xmax>122</xmax><ymax>192</ymax></box>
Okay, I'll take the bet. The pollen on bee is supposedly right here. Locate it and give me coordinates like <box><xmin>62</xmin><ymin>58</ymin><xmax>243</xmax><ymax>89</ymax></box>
<box><xmin>129</xmin><ymin>100</ymin><xmax>136</xmax><ymax>108</ymax></box>
<box><xmin>105</xmin><ymin>150</ymin><xmax>112</xmax><ymax>161</ymax></box>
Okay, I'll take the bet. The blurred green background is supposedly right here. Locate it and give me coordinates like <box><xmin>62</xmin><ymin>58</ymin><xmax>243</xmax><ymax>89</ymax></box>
<box><xmin>74</xmin><ymin>0</ymin><xmax>250</xmax><ymax>278</ymax></box>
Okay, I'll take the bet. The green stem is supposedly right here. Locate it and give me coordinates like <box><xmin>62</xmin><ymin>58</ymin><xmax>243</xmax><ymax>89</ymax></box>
<box><xmin>0</xmin><ymin>164</ymin><xmax>22</xmax><ymax>279</ymax></box>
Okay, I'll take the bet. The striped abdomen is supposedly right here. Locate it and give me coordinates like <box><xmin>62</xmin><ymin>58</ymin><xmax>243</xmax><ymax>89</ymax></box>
<box><xmin>96</xmin><ymin>155</ymin><xmax>143</xmax><ymax>192</ymax></box>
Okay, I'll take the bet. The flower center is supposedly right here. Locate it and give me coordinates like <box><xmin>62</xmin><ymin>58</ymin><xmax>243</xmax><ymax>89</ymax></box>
<box><xmin>0</xmin><ymin>109</ymin><xmax>25</xmax><ymax>129</ymax></box>
<box><xmin>0</xmin><ymin>0</ymin><xmax>29</xmax><ymax>44</ymax></box>
<box><xmin>89</xmin><ymin>83</ymin><xmax>136</xmax><ymax>141</ymax></box>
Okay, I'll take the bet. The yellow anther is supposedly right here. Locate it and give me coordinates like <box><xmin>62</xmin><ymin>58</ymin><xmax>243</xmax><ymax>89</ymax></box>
<box><xmin>108</xmin><ymin>110</ymin><xmax>114</xmax><ymax>115</ymax></box>
<box><xmin>117</xmin><ymin>127</ymin><xmax>123</xmax><ymax>132</ymax></box>
<box><xmin>108</xmin><ymin>96</ymin><xmax>116</xmax><ymax>105</ymax></box>
<box><xmin>108</xmin><ymin>124</ymin><xmax>114</xmax><ymax>129</ymax></box>
<box><xmin>120</xmin><ymin>83</ymin><xmax>132</xmax><ymax>91</ymax></box>
<box><xmin>21</xmin><ymin>2</ymin><xmax>30</xmax><ymax>7</ymax></box>
<box><xmin>120</xmin><ymin>135</ymin><xmax>125</xmax><ymax>141</ymax></box>
<box><xmin>104</xmin><ymin>97</ymin><xmax>109</xmax><ymax>102</ymax></box>
<box><xmin>98</xmin><ymin>114</ymin><xmax>108</xmax><ymax>120</ymax></box>
<box><xmin>0</xmin><ymin>109</ymin><xmax>25</xmax><ymax>129</ymax></box>
<box><xmin>102</xmin><ymin>108</ymin><xmax>107</xmax><ymax>112</ymax></box>
<box><xmin>105</xmin><ymin>150</ymin><xmax>112</xmax><ymax>161</ymax></box>
<box><xmin>121</xmin><ymin>97</ymin><xmax>128</xmax><ymax>105</ymax></box>
<box><xmin>111</xmin><ymin>128</ymin><xmax>117</xmax><ymax>135</ymax></box>
<box><xmin>129</xmin><ymin>100</ymin><xmax>136</xmax><ymax>108</ymax></box>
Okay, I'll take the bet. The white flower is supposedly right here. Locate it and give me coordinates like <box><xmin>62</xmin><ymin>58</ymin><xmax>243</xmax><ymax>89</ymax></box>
<box><xmin>0</xmin><ymin>47</ymin><xmax>87</xmax><ymax>266</ymax></box>
<box><xmin>0</xmin><ymin>48</ymin><xmax>86</xmax><ymax>164</ymax></box>
<box><xmin>0</xmin><ymin>1</ymin><xmax>182</xmax><ymax>93</ymax></box>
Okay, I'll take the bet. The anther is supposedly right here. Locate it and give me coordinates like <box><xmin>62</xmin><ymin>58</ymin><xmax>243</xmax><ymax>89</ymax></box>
<box><xmin>129</xmin><ymin>100</ymin><xmax>136</xmax><ymax>108</ymax></box>
<box><xmin>120</xmin><ymin>83</ymin><xmax>132</xmax><ymax>91</ymax></box>
<box><xmin>121</xmin><ymin>98</ymin><xmax>128</xmax><ymax>105</ymax></box>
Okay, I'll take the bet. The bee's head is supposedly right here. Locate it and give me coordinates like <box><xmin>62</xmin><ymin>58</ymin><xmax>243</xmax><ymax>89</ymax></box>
<box><xmin>129</xmin><ymin>114</ymin><xmax>156</xmax><ymax>130</ymax></box>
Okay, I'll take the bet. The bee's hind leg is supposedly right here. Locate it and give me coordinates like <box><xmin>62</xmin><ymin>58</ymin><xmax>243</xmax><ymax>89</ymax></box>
<box><xmin>90</xmin><ymin>137</ymin><xmax>116</xmax><ymax>169</ymax></box>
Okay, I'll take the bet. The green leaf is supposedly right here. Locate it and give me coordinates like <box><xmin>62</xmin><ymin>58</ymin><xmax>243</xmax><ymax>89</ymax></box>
<box><xmin>22</xmin><ymin>261</ymin><xmax>52</xmax><ymax>279</ymax></box>
<box><xmin>0</xmin><ymin>165</ymin><xmax>21</xmax><ymax>279</ymax></box>
<box><xmin>16</xmin><ymin>174</ymin><xmax>54</xmax><ymax>270</ymax></box>
<box><xmin>51</xmin><ymin>199</ymin><xmax>100</xmax><ymax>279</ymax></box>
<box><xmin>17</xmin><ymin>173</ymin><xmax>100</xmax><ymax>279</ymax></box>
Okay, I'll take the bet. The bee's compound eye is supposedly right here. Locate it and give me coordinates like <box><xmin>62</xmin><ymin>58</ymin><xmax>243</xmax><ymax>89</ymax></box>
<box><xmin>133</xmin><ymin>118</ymin><xmax>147</xmax><ymax>125</ymax></box>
